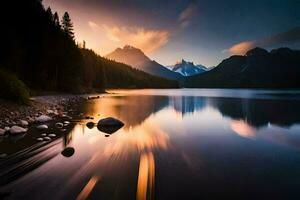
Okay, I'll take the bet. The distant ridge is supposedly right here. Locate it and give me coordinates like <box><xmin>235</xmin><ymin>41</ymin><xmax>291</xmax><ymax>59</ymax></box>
<box><xmin>185</xmin><ymin>47</ymin><xmax>300</xmax><ymax>88</ymax></box>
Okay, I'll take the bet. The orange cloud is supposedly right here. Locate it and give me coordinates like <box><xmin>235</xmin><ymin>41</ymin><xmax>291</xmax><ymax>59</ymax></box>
<box><xmin>227</xmin><ymin>41</ymin><xmax>255</xmax><ymax>55</ymax></box>
<box><xmin>103</xmin><ymin>25</ymin><xmax>170</xmax><ymax>54</ymax></box>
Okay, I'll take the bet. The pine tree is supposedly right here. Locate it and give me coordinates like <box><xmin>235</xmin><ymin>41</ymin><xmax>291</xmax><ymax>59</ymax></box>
<box><xmin>53</xmin><ymin>12</ymin><xmax>60</xmax><ymax>28</ymax></box>
<box><xmin>62</xmin><ymin>12</ymin><xmax>74</xmax><ymax>40</ymax></box>
<box><xmin>46</xmin><ymin>7</ymin><xmax>53</xmax><ymax>22</ymax></box>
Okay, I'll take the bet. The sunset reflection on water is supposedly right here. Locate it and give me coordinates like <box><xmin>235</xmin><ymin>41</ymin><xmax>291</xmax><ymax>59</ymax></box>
<box><xmin>2</xmin><ymin>89</ymin><xmax>300</xmax><ymax>200</ymax></box>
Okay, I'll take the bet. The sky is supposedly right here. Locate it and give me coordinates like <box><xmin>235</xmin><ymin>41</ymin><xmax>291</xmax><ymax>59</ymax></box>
<box><xmin>43</xmin><ymin>0</ymin><xmax>300</xmax><ymax>67</ymax></box>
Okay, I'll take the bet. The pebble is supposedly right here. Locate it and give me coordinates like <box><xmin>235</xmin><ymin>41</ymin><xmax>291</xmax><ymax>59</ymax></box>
<box><xmin>36</xmin><ymin>115</ymin><xmax>52</xmax><ymax>123</ymax></box>
<box><xmin>41</xmin><ymin>133</ymin><xmax>47</xmax><ymax>137</ymax></box>
<box><xmin>63</xmin><ymin>121</ymin><xmax>70</xmax><ymax>126</ymax></box>
<box><xmin>48</xmin><ymin>134</ymin><xmax>56</xmax><ymax>138</ymax></box>
<box><xmin>4</xmin><ymin>127</ymin><xmax>10</xmax><ymax>131</ymax></box>
<box><xmin>36</xmin><ymin>125</ymin><xmax>48</xmax><ymax>130</ymax></box>
<box><xmin>19</xmin><ymin>120</ymin><xmax>29</xmax><ymax>126</ymax></box>
<box><xmin>37</xmin><ymin>138</ymin><xmax>44</xmax><ymax>141</ymax></box>
<box><xmin>43</xmin><ymin>137</ymin><xmax>51</xmax><ymax>141</ymax></box>
<box><xmin>55</xmin><ymin>122</ymin><xmax>64</xmax><ymax>129</ymax></box>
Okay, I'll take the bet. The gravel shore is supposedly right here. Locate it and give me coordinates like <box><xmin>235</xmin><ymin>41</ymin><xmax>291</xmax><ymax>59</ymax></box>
<box><xmin>0</xmin><ymin>95</ymin><xmax>85</xmax><ymax>129</ymax></box>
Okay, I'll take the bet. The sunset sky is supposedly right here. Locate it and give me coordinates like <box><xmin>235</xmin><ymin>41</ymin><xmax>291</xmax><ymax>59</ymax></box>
<box><xmin>44</xmin><ymin>0</ymin><xmax>300</xmax><ymax>67</ymax></box>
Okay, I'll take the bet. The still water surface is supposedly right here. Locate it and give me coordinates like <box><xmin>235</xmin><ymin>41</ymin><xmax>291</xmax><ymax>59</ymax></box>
<box><xmin>1</xmin><ymin>89</ymin><xmax>300</xmax><ymax>200</ymax></box>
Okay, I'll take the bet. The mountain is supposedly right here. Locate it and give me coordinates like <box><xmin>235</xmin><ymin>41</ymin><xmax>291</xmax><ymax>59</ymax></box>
<box><xmin>185</xmin><ymin>47</ymin><xmax>300</xmax><ymax>88</ymax></box>
<box><xmin>168</xmin><ymin>59</ymin><xmax>207</xmax><ymax>76</ymax></box>
<box><xmin>106</xmin><ymin>45</ymin><xmax>183</xmax><ymax>80</ymax></box>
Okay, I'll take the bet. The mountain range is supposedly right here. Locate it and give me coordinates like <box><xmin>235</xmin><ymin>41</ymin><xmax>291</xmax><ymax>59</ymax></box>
<box><xmin>185</xmin><ymin>47</ymin><xmax>300</xmax><ymax>88</ymax></box>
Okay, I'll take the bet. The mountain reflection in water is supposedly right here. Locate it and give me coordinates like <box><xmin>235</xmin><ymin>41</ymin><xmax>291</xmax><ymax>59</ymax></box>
<box><xmin>1</xmin><ymin>89</ymin><xmax>300</xmax><ymax>200</ymax></box>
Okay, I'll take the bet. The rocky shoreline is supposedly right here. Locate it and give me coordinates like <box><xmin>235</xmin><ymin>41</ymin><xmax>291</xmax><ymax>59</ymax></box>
<box><xmin>0</xmin><ymin>95</ymin><xmax>86</xmax><ymax>136</ymax></box>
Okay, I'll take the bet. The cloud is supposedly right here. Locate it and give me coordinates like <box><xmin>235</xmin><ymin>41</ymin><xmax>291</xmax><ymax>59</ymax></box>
<box><xmin>88</xmin><ymin>21</ymin><xmax>100</xmax><ymax>31</ymax></box>
<box><xmin>103</xmin><ymin>25</ymin><xmax>170</xmax><ymax>54</ymax></box>
<box><xmin>226</xmin><ymin>27</ymin><xmax>300</xmax><ymax>55</ymax></box>
<box><xmin>178</xmin><ymin>1</ymin><xmax>198</xmax><ymax>28</ymax></box>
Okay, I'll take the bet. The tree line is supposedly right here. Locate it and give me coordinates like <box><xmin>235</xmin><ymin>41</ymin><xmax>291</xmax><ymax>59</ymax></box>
<box><xmin>0</xmin><ymin>0</ymin><xmax>177</xmax><ymax>102</ymax></box>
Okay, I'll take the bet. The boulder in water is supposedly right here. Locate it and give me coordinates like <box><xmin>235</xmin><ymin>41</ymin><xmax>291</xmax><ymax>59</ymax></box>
<box><xmin>97</xmin><ymin>117</ymin><xmax>124</xmax><ymax>134</ymax></box>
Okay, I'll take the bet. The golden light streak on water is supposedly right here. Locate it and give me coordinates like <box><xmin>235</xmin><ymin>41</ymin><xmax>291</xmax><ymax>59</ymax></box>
<box><xmin>76</xmin><ymin>176</ymin><xmax>99</xmax><ymax>200</ymax></box>
<box><xmin>136</xmin><ymin>152</ymin><xmax>155</xmax><ymax>200</ymax></box>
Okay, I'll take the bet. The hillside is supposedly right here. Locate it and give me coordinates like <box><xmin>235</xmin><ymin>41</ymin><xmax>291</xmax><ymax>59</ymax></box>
<box><xmin>185</xmin><ymin>47</ymin><xmax>300</xmax><ymax>88</ymax></box>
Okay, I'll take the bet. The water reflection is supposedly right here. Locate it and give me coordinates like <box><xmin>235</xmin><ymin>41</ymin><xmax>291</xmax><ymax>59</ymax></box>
<box><xmin>1</xmin><ymin>90</ymin><xmax>300</xmax><ymax>199</ymax></box>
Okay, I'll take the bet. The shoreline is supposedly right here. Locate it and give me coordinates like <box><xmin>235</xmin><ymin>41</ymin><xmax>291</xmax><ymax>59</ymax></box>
<box><xmin>0</xmin><ymin>95</ymin><xmax>87</xmax><ymax>129</ymax></box>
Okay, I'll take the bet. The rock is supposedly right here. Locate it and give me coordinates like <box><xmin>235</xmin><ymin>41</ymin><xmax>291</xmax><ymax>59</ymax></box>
<box><xmin>97</xmin><ymin>117</ymin><xmax>124</xmax><ymax>134</ymax></box>
<box><xmin>36</xmin><ymin>115</ymin><xmax>52</xmax><ymax>123</ymax></box>
<box><xmin>60</xmin><ymin>129</ymin><xmax>67</xmax><ymax>132</ymax></box>
<box><xmin>41</xmin><ymin>133</ymin><xmax>47</xmax><ymax>136</ymax></box>
<box><xmin>43</xmin><ymin>137</ymin><xmax>51</xmax><ymax>141</ymax></box>
<box><xmin>37</xmin><ymin>138</ymin><xmax>44</xmax><ymax>141</ymax></box>
<box><xmin>19</xmin><ymin>120</ymin><xmax>29</xmax><ymax>126</ymax></box>
<box><xmin>4</xmin><ymin>127</ymin><xmax>10</xmax><ymax>132</ymax></box>
<box><xmin>0</xmin><ymin>128</ymin><xmax>5</xmax><ymax>136</ymax></box>
<box><xmin>86</xmin><ymin>122</ymin><xmax>95</xmax><ymax>129</ymax></box>
<box><xmin>0</xmin><ymin>153</ymin><xmax>7</xmax><ymax>159</ymax></box>
<box><xmin>61</xmin><ymin>147</ymin><xmax>75</xmax><ymax>157</ymax></box>
<box><xmin>98</xmin><ymin>117</ymin><xmax>124</xmax><ymax>127</ymax></box>
<box><xmin>48</xmin><ymin>134</ymin><xmax>56</xmax><ymax>138</ymax></box>
<box><xmin>46</xmin><ymin>109</ymin><xmax>54</xmax><ymax>114</ymax></box>
<box><xmin>10</xmin><ymin>126</ymin><xmax>28</xmax><ymax>135</ymax></box>
<box><xmin>37</xmin><ymin>125</ymin><xmax>48</xmax><ymax>130</ymax></box>
<box><xmin>55</xmin><ymin>122</ymin><xmax>64</xmax><ymax>129</ymax></box>
<box><xmin>63</xmin><ymin>121</ymin><xmax>70</xmax><ymax>126</ymax></box>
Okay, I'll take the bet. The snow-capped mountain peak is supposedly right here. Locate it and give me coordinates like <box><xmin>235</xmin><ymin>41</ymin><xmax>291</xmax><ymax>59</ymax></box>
<box><xmin>168</xmin><ymin>59</ymin><xmax>207</xmax><ymax>76</ymax></box>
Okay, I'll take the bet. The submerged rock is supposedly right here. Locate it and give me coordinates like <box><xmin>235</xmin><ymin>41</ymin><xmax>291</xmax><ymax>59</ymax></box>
<box><xmin>97</xmin><ymin>117</ymin><xmax>124</xmax><ymax>134</ymax></box>
<box><xmin>37</xmin><ymin>124</ymin><xmax>48</xmax><ymax>130</ymax></box>
<box><xmin>61</xmin><ymin>147</ymin><xmax>75</xmax><ymax>157</ymax></box>
<box><xmin>36</xmin><ymin>115</ymin><xmax>52</xmax><ymax>123</ymax></box>
<box><xmin>10</xmin><ymin>126</ymin><xmax>28</xmax><ymax>135</ymax></box>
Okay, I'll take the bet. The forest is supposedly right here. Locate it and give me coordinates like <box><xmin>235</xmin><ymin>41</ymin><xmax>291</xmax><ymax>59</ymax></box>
<box><xmin>0</xmin><ymin>0</ymin><xmax>178</xmax><ymax>103</ymax></box>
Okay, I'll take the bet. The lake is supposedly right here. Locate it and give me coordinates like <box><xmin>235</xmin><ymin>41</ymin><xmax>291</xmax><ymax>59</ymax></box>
<box><xmin>1</xmin><ymin>89</ymin><xmax>300</xmax><ymax>200</ymax></box>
